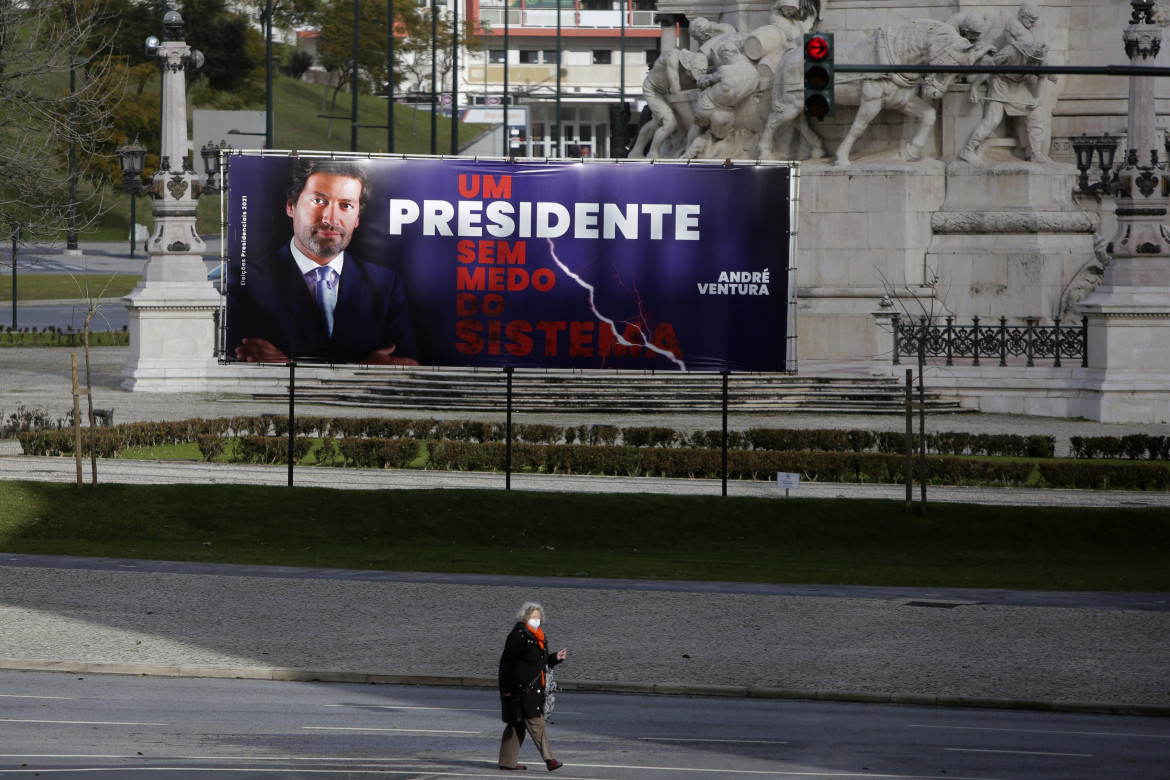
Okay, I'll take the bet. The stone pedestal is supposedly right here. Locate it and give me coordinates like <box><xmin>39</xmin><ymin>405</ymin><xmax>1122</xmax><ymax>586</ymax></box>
<box><xmin>927</xmin><ymin>163</ymin><xmax>1099</xmax><ymax>320</ymax></box>
<box><xmin>1078</xmin><ymin>286</ymin><xmax>1170</xmax><ymax>423</ymax></box>
<box><xmin>121</xmin><ymin>254</ymin><xmax>221</xmax><ymax>392</ymax></box>
<box><xmin>797</xmin><ymin>160</ymin><xmax>945</xmax><ymax>363</ymax></box>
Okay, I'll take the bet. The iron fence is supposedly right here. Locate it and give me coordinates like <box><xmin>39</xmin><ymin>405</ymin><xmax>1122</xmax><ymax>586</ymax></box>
<box><xmin>891</xmin><ymin>315</ymin><xmax>1088</xmax><ymax>368</ymax></box>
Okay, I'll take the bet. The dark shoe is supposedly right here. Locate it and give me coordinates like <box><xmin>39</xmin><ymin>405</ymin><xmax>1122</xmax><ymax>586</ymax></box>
<box><xmin>499</xmin><ymin>765</ymin><xmax>527</xmax><ymax>771</ymax></box>
<box><xmin>546</xmin><ymin>759</ymin><xmax>563</xmax><ymax>772</ymax></box>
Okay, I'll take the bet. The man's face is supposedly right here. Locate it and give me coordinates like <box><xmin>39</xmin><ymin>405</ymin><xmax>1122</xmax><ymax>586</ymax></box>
<box><xmin>286</xmin><ymin>172</ymin><xmax>363</xmax><ymax>264</ymax></box>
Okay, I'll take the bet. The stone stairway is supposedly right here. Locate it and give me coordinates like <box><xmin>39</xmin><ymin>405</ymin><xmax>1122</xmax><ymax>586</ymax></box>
<box><xmin>252</xmin><ymin>369</ymin><xmax>967</xmax><ymax>414</ymax></box>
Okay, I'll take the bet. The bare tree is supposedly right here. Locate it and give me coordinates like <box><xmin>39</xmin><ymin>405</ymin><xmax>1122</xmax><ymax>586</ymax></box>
<box><xmin>0</xmin><ymin>1</ymin><xmax>123</xmax><ymax>246</ymax></box>
<box><xmin>1</xmin><ymin>1</ymin><xmax>124</xmax><ymax>483</ymax></box>
<box><xmin>877</xmin><ymin>265</ymin><xmax>949</xmax><ymax>516</ymax></box>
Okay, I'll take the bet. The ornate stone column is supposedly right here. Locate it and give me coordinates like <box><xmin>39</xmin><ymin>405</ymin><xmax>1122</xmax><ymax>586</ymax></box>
<box><xmin>1078</xmin><ymin>1</ymin><xmax>1170</xmax><ymax>422</ymax></box>
<box><xmin>122</xmin><ymin>11</ymin><xmax>221</xmax><ymax>391</ymax></box>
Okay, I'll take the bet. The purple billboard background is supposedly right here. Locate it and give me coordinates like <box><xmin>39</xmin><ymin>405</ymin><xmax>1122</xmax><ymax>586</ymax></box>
<box><xmin>224</xmin><ymin>155</ymin><xmax>791</xmax><ymax>372</ymax></box>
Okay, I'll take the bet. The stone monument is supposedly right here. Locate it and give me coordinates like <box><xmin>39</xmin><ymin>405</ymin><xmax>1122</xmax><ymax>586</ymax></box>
<box><xmin>121</xmin><ymin>11</ymin><xmax>222</xmax><ymax>391</ymax></box>
<box><xmin>644</xmin><ymin>0</ymin><xmax>1170</xmax><ymax>422</ymax></box>
<box><xmin>1077</xmin><ymin>1</ymin><xmax>1170</xmax><ymax>423</ymax></box>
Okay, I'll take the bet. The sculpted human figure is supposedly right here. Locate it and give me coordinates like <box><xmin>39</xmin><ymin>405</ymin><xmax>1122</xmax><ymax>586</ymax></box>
<box><xmin>1004</xmin><ymin>0</ymin><xmax>1044</xmax><ymax>45</ymax></box>
<box><xmin>629</xmin><ymin>48</ymin><xmax>708</xmax><ymax>159</ymax></box>
<box><xmin>691</xmin><ymin>17</ymin><xmax>738</xmax><ymax>60</ymax></box>
<box><xmin>763</xmin><ymin>0</ymin><xmax>818</xmax><ymax>53</ymax></box>
<box><xmin>947</xmin><ymin>10</ymin><xmax>992</xmax><ymax>45</ymax></box>
<box><xmin>960</xmin><ymin>39</ymin><xmax>1053</xmax><ymax>164</ymax></box>
<box><xmin>681</xmin><ymin>37</ymin><xmax>759</xmax><ymax>160</ymax></box>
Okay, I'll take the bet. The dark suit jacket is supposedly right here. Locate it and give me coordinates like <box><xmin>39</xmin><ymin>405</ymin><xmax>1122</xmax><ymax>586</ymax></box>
<box><xmin>226</xmin><ymin>243</ymin><xmax>418</xmax><ymax>364</ymax></box>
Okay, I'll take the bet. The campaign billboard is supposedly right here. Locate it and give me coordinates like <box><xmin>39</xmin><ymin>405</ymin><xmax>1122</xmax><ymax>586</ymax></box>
<box><xmin>221</xmin><ymin>154</ymin><xmax>794</xmax><ymax>373</ymax></box>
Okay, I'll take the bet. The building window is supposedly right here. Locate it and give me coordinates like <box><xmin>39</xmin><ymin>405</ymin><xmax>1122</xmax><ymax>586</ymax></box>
<box><xmin>645</xmin><ymin>48</ymin><xmax>659</xmax><ymax>66</ymax></box>
<box><xmin>519</xmin><ymin>50</ymin><xmax>540</xmax><ymax>64</ymax></box>
<box><xmin>489</xmin><ymin>49</ymin><xmax>506</xmax><ymax>64</ymax></box>
<box><xmin>543</xmin><ymin>49</ymin><xmax>559</xmax><ymax>64</ymax></box>
<box><xmin>592</xmin><ymin>49</ymin><xmax>612</xmax><ymax>65</ymax></box>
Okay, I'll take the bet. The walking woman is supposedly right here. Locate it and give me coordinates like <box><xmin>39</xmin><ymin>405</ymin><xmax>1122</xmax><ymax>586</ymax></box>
<box><xmin>498</xmin><ymin>601</ymin><xmax>567</xmax><ymax>772</ymax></box>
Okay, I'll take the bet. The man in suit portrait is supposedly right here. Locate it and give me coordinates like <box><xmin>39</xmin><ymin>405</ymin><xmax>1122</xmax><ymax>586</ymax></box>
<box><xmin>227</xmin><ymin>158</ymin><xmax>419</xmax><ymax>365</ymax></box>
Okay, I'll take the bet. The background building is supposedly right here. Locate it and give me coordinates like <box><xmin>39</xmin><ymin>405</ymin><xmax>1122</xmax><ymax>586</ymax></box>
<box><xmin>463</xmin><ymin>0</ymin><xmax>660</xmax><ymax>157</ymax></box>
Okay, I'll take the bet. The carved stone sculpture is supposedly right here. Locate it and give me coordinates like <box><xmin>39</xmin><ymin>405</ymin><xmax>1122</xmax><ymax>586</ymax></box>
<box><xmin>628</xmin><ymin>48</ymin><xmax>708</xmax><ymax>159</ymax></box>
<box><xmin>947</xmin><ymin>10</ymin><xmax>992</xmax><ymax>44</ymax></box>
<box><xmin>757</xmin><ymin>19</ymin><xmax>990</xmax><ymax>165</ymax></box>
<box><xmin>959</xmin><ymin>39</ymin><xmax>1053</xmax><ymax>164</ymax></box>
<box><xmin>690</xmin><ymin>16</ymin><xmax>738</xmax><ymax>60</ymax></box>
<box><xmin>681</xmin><ymin>37</ymin><xmax>760</xmax><ymax>160</ymax></box>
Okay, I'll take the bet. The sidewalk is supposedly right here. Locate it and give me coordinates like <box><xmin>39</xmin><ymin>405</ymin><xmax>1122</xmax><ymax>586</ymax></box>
<box><xmin>0</xmin><ymin>555</ymin><xmax>1166</xmax><ymax>717</ymax></box>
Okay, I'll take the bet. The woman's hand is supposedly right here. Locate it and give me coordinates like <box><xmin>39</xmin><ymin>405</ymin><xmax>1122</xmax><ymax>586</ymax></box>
<box><xmin>556</xmin><ymin>648</ymin><xmax>567</xmax><ymax>661</ymax></box>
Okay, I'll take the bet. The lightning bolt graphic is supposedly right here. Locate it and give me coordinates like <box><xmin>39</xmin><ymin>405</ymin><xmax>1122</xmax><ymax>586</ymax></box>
<box><xmin>545</xmin><ymin>238</ymin><xmax>686</xmax><ymax>371</ymax></box>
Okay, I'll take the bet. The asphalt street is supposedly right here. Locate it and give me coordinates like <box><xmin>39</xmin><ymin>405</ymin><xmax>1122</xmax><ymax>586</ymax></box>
<box><xmin>2</xmin><ymin>670</ymin><xmax>1167</xmax><ymax>779</ymax></box>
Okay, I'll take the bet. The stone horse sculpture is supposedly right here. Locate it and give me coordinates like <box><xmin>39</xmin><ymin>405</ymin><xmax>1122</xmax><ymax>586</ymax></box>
<box><xmin>757</xmin><ymin>19</ymin><xmax>993</xmax><ymax>166</ymax></box>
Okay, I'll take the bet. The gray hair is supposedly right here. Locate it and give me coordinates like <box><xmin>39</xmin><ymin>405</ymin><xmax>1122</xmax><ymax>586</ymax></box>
<box><xmin>515</xmin><ymin>601</ymin><xmax>544</xmax><ymax>623</ymax></box>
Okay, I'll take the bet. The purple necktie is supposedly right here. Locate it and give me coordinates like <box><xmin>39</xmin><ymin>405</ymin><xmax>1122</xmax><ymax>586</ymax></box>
<box><xmin>306</xmin><ymin>266</ymin><xmax>338</xmax><ymax>336</ymax></box>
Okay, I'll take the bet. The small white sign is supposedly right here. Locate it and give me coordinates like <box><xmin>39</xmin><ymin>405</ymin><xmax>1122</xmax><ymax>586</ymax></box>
<box><xmin>776</xmin><ymin>472</ymin><xmax>801</xmax><ymax>490</ymax></box>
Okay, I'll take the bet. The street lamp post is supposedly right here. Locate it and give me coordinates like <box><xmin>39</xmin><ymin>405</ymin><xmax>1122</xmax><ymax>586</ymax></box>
<box><xmin>450</xmin><ymin>0</ymin><xmax>459</xmax><ymax>154</ymax></box>
<box><xmin>430</xmin><ymin>0</ymin><xmax>438</xmax><ymax>154</ymax></box>
<box><xmin>116</xmin><ymin>140</ymin><xmax>147</xmax><ymax>259</ymax></box>
<box><xmin>200</xmin><ymin>140</ymin><xmax>230</xmax><ymax>195</ymax></box>
<box><xmin>266</xmin><ymin>0</ymin><xmax>274</xmax><ymax>149</ymax></box>
<box><xmin>1077</xmin><ymin>0</ymin><xmax>1170</xmax><ymax>423</ymax></box>
<box><xmin>122</xmin><ymin>10</ymin><xmax>223</xmax><ymax>392</ymax></box>
<box><xmin>555</xmin><ymin>0</ymin><xmax>562</xmax><ymax>157</ymax></box>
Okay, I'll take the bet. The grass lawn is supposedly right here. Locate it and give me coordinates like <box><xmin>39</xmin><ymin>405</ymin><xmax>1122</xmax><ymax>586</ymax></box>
<box><xmin>1</xmin><ymin>480</ymin><xmax>1167</xmax><ymax>592</ymax></box>
<box><xmin>2</xmin><ymin>275</ymin><xmax>141</xmax><ymax>303</ymax></box>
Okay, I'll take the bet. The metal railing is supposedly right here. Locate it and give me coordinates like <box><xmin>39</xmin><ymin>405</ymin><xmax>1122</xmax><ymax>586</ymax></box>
<box><xmin>891</xmin><ymin>315</ymin><xmax>1088</xmax><ymax>368</ymax></box>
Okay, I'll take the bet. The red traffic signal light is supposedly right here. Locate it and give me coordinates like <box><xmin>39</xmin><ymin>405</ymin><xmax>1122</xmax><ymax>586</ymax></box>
<box><xmin>805</xmin><ymin>35</ymin><xmax>830</xmax><ymax>61</ymax></box>
<box><xmin>803</xmin><ymin>32</ymin><xmax>835</xmax><ymax>120</ymax></box>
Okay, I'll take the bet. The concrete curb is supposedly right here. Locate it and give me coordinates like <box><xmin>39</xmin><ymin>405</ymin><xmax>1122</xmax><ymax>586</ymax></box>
<box><xmin>2</xmin><ymin>658</ymin><xmax>1165</xmax><ymax>718</ymax></box>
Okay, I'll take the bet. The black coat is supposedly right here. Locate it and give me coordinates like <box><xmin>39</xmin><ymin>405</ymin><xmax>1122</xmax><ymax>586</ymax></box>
<box><xmin>498</xmin><ymin>623</ymin><xmax>562</xmax><ymax>720</ymax></box>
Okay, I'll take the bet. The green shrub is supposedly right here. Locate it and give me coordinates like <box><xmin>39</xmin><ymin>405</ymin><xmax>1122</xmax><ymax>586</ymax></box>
<box><xmin>622</xmin><ymin>426</ymin><xmax>679</xmax><ymax>448</ymax></box>
<box><xmin>233</xmin><ymin>435</ymin><xmax>312</xmax><ymax>465</ymax></box>
<box><xmin>195</xmin><ymin>434</ymin><xmax>226</xmax><ymax>462</ymax></box>
<box><xmin>337</xmin><ymin>437</ymin><xmax>420</xmax><ymax>468</ymax></box>
<box><xmin>513</xmin><ymin>423</ymin><xmax>565</xmax><ymax>445</ymax></box>
<box><xmin>586</xmin><ymin>425</ymin><xmax>619</xmax><ymax>446</ymax></box>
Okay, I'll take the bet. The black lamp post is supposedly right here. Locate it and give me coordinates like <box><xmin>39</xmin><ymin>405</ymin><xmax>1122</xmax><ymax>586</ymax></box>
<box><xmin>116</xmin><ymin>140</ymin><xmax>147</xmax><ymax>258</ymax></box>
<box><xmin>1071</xmin><ymin>133</ymin><xmax>1121</xmax><ymax>198</ymax></box>
<box><xmin>200</xmin><ymin>139</ymin><xmax>230</xmax><ymax>194</ymax></box>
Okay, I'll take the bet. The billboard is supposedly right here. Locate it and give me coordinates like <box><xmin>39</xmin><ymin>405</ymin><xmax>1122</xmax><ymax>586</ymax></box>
<box><xmin>222</xmin><ymin>154</ymin><xmax>794</xmax><ymax>373</ymax></box>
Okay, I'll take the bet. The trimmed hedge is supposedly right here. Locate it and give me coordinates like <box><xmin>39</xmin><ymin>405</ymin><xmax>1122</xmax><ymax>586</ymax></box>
<box><xmin>13</xmin><ymin>416</ymin><xmax>1168</xmax><ymax>489</ymax></box>
<box><xmin>1070</xmin><ymin>434</ymin><xmax>1168</xmax><ymax>461</ymax></box>
<box><xmin>422</xmin><ymin>443</ymin><xmax>1046</xmax><ymax>486</ymax></box>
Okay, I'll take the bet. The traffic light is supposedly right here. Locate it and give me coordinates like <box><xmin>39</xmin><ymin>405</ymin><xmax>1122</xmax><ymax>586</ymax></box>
<box><xmin>803</xmin><ymin>32</ymin><xmax>835</xmax><ymax>120</ymax></box>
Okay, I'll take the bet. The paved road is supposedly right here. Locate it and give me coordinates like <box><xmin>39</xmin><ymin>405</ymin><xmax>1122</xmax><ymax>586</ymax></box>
<box><xmin>0</xmin><ymin>553</ymin><xmax>1166</xmax><ymax>716</ymax></box>
<box><xmin>0</xmin><ymin>301</ymin><xmax>130</xmax><ymax>331</ymax></box>
<box><xmin>3</xmin><ymin>670</ymin><xmax>1167</xmax><ymax>779</ymax></box>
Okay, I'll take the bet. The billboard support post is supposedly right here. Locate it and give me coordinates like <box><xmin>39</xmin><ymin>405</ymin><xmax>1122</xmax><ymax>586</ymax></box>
<box><xmin>721</xmin><ymin>370</ymin><xmax>729</xmax><ymax>497</ymax></box>
<box><xmin>288</xmin><ymin>363</ymin><xmax>296</xmax><ymax>487</ymax></box>
<box><xmin>505</xmin><ymin>366</ymin><xmax>514</xmax><ymax>491</ymax></box>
